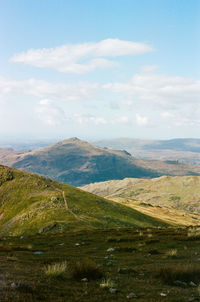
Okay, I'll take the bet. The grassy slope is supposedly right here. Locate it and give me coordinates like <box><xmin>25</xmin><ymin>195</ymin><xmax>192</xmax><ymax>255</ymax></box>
<box><xmin>0</xmin><ymin>166</ymin><xmax>169</xmax><ymax>236</ymax></box>
<box><xmin>81</xmin><ymin>176</ymin><xmax>200</xmax><ymax>226</ymax></box>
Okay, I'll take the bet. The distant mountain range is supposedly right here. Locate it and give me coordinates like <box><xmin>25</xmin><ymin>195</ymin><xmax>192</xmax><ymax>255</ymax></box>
<box><xmin>0</xmin><ymin>165</ymin><xmax>168</xmax><ymax>236</ymax></box>
<box><xmin>93</xmin><ymin>138</ymin><xmax>200</xmax><ymax>164</ymax></box>
<box><xmin>1</xmin><ymin>138</ymin><xmax>200</xmax><ymax>186</ymax></box>
<box><xmin>94</xmin><ymin>138</ymin><xmax>200</xmax><ymax>152</ymax></box>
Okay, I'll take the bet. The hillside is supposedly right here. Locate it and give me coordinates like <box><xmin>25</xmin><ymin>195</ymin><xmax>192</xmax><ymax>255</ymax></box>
<box><xmin>0</xmin><ymin>165</ymin><xmax>169</xmax><ymax>236</ymax></box>
<box><xmin>1</xmin><ymin>138</ymin><xmax>200</xmax><ymax>187</ymax></box>
<box><xmin>81</xmin><ymin>176</ymin><xmax>200</xmax><ymax>226</ymax></box>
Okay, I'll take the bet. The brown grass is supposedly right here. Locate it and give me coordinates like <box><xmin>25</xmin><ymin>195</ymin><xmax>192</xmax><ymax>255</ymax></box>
<box><xmin>44</xmin><ymin>261</ymin><xmax>67</xmax><ymax>279</ymax></box>
<box><xmin>158</xmin><ymin>264</ymin><xmax>200</xmax><ymax>284</ymax></box>
<box><xmin>165</xmin><ymin>248</ymin><xmax>178</xmax><ymax>258</ymax></box>
<box><xmin>71</xmin><ymin>258</ymin><xmax>104</xmax><ymax>281</ymax></box>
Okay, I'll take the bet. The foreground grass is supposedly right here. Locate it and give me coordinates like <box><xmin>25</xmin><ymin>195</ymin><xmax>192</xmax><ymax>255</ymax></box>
<box><xmin>0</xmin><ymin>227</ymin><xmax>200</xmax><ymax>301</ymax></box>
<box><xmin>159</xmin><ymin>264</ymin><xmax>200</xmax><ymax>285</ymax></box>
<box><xmin>44</xmin><ymin>261</ymin><xmax>67</xmax><ymax>279</ymax></box>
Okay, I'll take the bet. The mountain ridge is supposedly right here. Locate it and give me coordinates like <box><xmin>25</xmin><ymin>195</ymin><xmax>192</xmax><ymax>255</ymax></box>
<box><xmin>1</xmin><ymin>138</ymin><xmax>200</xmax><ymax>186</ymax></box>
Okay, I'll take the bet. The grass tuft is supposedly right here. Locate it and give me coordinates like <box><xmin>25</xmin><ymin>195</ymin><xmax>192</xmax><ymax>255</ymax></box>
<box><xmin>100</xmin><ymin>278</ymin><xmax>116</xmax><ymax>289</ymax></box>
<box><xmin>165</xmin><ymin>249</ymin><xmax>178</xmax><ymax>258</ymax></box>
<box><xmin>71</xmin><ymin>258</ymin><xmax>103</xmax><ymax>281</ymax></box>
<box><xmin>44</xmin><ymin>261</ymin><xmax>67</xmax><ymax>279</ymax></box>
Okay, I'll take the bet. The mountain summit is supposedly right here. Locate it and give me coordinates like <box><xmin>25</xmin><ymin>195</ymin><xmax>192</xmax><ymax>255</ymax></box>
<box><xmin>1</xmin><ymin>138</ymin><xmax>200</xmax><ymax>186</ymax></box>
<box><xmin>9</xmin><ymin>138</ymin><xmax>159</xmax><ymax>186</ymax></box>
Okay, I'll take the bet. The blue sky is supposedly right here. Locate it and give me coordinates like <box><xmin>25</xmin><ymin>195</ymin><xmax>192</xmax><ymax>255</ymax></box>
<box><xmin>0</xmin><ymin>0</ymin><xmax>200</xmax><ymax>140</ymax></box>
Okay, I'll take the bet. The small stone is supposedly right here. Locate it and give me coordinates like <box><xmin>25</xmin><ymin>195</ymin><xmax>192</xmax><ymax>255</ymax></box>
<box><xmin>75</xmin><ymin>243</ymin><xmax>80</xmax><ymax>246</ymax></box>
<box><xmin>34</xmin><ymin>251</ymin><xmax>44</xmax><ymax>255</ymax></box>
<box><xmin>174</xmin><ymin>280</ymin><xmax>187</xmax><ymax>288</ymax></box>
<box><xmin>11</xmin><ymin>282</ymin><xmax>17</xmax><ymax>289</ymax></box>
<box><xmin>11</xmin><ymin>282</ymin><xmax>32</xmax><ymax>292</ymax></box>
<box><xmin>107</xmin><ymin>248</ymin><xmax>115</xmax><ymax>252</ymax></box>
<box><xmin>109</xmin><ymin>288</ymin><xmax>117</xmax><ymax>293</ymax></box>
<box><xmin>189</xmin><ymin>281</ymin><xmax>197</xmax><ymax>287</ymax></box>
<box><xmin>160</xmin><ymin>293</ymin><xmax>167</xmax><ymax>297</ymax></box>
<box><xmin>127</xmin><ymin>292</ymin><xmax>137</xmax><ymax>299</ymax></box>
<box><xmin>58</xmin><ymin>243</ymin><xmax>64</xmax><ymax>246</ymax></box>
<box><xmin>81</xmin><ymin>278</ymin><xmax>88</xmax><ymax>282</ymax></box>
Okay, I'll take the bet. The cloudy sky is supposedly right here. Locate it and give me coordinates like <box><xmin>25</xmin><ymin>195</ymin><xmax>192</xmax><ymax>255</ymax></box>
<box><xmin>0</xmin><ymin>0</ymin><xmax>200</xmax><ymax>140</ymax></box>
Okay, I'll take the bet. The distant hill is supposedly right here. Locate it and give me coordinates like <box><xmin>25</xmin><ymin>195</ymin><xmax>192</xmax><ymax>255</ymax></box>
<box><xmin>1</xmin><ymin>138</ymin><xmax>200</xmax><ymax>186</ymax></box>
<box><xmin>0</xmin><ymin>165</ymin><xmax>169</xmax><ymax>236</ymax></box>
<box><xmin>93</xmin><ymin>138</ymin><xmax>200</xmax><ymax>165</ymax></box>
<box><xmin>0</xmin><ymin>148</ymin><xmax>25</xmax><ymax>166</ymax></box>
<box><xmin>93</xmin><ymin>138</ymin><xmax>200</xmax><ymax>152</ymax></box>
<box><xmin>0</xmin><ymin>138</ymin><xmax>160</xmax><ymax>186</ymax></box>
<box><xmin>81</xmin><ymin>176</ymin><xmax>200</xmax><ymax>226</ymax></box>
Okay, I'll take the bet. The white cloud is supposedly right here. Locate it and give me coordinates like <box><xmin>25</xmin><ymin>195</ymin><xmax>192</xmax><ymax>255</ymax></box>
<box><xmin>36</xmin><ymin>99</ymin><xmax>66</xmax><ymax>126</ymax></box>
<box><xmin>111</xmin><ymin>116</ymin><xmax>129</xmax><ymax>124</ymax></box>
<box><xmin>10</xmin><ymin>39</ymin><xmax>153</xmax><ymax>74</ymax></box>
<box><xmin>72</xmin><ymin>114</ymin><xmax>131</xmax><ymax>126</ymax></box>
<box><xmin>0</xmin><ymin>77</ymin><xmax>99</xmax><ymax>101</ymax></box>
<box><xmin>103</xmin><ymin>67</ymin><xmax>200</xmax><ymax>108</ymax></box>
<box><xmin>161</xmin><ymin>112</ymin><xmax>175</xmax><ymax>118</ymax></box>
<box><xmin>73</xmin><ymin>113</ymin><xmax>107</xmax><ymax>125</ymax></box>
<box><xmin>136</xmin><ymin>114</ymin><xmax>148</xmax><ymax>126</ymax></box>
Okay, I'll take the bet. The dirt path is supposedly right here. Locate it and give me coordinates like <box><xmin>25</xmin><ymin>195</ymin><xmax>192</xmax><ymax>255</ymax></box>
<box><xmin>61</xmin><ymin>191</ymin><xmax>93</xmax><ymax>226</ymax></box>
<box><xmin>62</xmin><ymin>191</ymin><xmax>83</xmax><ymax>221</ymax></box>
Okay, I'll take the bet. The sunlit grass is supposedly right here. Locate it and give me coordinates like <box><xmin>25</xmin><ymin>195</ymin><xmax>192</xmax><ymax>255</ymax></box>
<box><xmin>44</xmin><ymin>261</ymin><xmax>67</xmax><ymax>279</ymax></box>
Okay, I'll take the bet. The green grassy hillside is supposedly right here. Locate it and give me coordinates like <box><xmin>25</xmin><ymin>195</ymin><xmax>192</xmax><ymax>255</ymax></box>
<box><xmin>0</xmin><ymin>165</ymin><xmax>169</xmax><ymax>236</ymax></box>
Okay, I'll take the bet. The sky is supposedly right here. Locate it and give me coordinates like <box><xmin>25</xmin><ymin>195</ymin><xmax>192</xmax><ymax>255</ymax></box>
<box><xmin>0</xmin><ymin>0</ymin><xmax>200</xmax><ymax>141</ymax></box>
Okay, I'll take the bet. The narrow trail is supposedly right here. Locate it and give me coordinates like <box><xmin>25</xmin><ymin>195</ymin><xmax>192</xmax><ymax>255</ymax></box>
<box><xmin>61</xmin><ymin>191</ymin><xmax>94</xmax><ymax>228</ymax></box>
<box><xmin>62</xmin><ymin>191</ymin><xmax>83</xmax><ymax>222</ymax></box>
